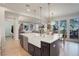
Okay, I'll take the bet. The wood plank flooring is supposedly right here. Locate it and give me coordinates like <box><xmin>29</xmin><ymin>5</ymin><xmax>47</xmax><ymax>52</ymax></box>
<box><xmin>59</xmin><ymin>40</ymin><xmax>79</xmax><ymax>56</ymax></box>
<box><xmin>3</xmin><ymin>39</ymin><xmax>30</xmax><ymax>56</ymax></box>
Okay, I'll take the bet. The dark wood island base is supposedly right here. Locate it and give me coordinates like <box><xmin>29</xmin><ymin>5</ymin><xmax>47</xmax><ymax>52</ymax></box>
<box><xmin>28</xmin><ymin>40</ymin><xmax>60</xmax><ymax>56</ymax></box>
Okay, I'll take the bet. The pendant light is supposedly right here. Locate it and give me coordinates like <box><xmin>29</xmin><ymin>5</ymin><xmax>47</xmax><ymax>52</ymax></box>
<box><xmin>35</xmin><ymin>9</ymin><xmax>39</xmax><ymax>30</ymax></box>
<box><xmin>48</xmin><ymin>3</ymin><xmax>51</xmax><ymax>24</ymax></box>
<box><xmin>39</xmin><ymin>7</ymin><xmax>42</xmax><ymax>23</ymax></box>
<box><xmin>39</xmin><ymin>6</ymin><xmax>43</xmax><ymax>36</ymax></box>
<box><xmin>47</xmin><ymin>3</ymin><xmax>51</xmax><ymax>34</ymax></box>
<box><xmin>34</xmin><ymin>9</ymin><xmax>36</xmax><ymax>17</ymax></box>
<box><xmin>25</xmin><ymin>4</ymin><xmax>31</xmax><ymax>12</ymax></box>
<box><xmin>33</xmin><ymin>9</ymin><xmax>37</xmax><ymax>23</ymax></box>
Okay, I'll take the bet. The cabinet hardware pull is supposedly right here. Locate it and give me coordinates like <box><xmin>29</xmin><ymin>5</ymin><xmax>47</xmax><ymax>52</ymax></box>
<box><xmin>53</xmin><ymin>44</ymin><xmax>56</xmax><ymax>47</ymax></box>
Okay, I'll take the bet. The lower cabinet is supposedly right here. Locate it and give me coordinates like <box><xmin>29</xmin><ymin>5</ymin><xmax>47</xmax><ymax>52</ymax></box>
<box><xmin>34</xmin><ymin>46</ymin><xmax>41</xmax><ymax>56</ymax></box>
<box><xmin>50</xmin><ymin>40</ymin><xmax>59</xmax><ymax>56</ymax></box>
<box><xmin>41</xmin><ymin>42</ymin><xmax>50</xmax><ymax>56</ymax></box>
<box><xmin>19</xmin><ymin>35</ymin><xmax>23</xmax><ymax>48</ymax></box>
<box><xmin>19</xmin><ymin>35</ymin><xmax>28</xmax><ymax>51</ymax></box>
<box><xmin>41</xmin><ymin>40</ymin><xmax>60</xmax><ymax>56</ymax></box>
<box><xmin>28</xmin><ymin>43</ymin><xmax>41</xmax><ymax>56</ymax></box>
<box><xmin>28</xmin><ymin>43</ymin><xmax>35</xmax><ymax>55</ymax></box>
<box><xmin>22</xmin><ymin>36</ymin><xmax>28</xmax><ymax>51</ymax></box>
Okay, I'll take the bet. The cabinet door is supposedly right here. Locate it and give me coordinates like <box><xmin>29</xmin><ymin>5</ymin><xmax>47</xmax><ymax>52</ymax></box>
<box><xmin>34</xmin><ymin>46</ymin><xmax>41</xmax><ymax>56</ymax></box>
<box><xmin>50</xmin><ymin>40</ymin><xmax>59</xmax><ymax>56</ymax></box>
<box><xmin>19</xmin><ymin>35</ymin><xmax>23</xmax><ymax>47</ymax></box>
<box><xmin>23</xmin><ymin>37</ymin><xmax>28</xmax><ymax>51</ymax></box>
<box><xmin>28</xmin><ymin>43</ymin><xmax>34</xmax><ymax>56</ymax></box>
<box><xmin>41</xmin><ymin>42</ymin><xmax>50</xmax><ymax>56</ymax></box>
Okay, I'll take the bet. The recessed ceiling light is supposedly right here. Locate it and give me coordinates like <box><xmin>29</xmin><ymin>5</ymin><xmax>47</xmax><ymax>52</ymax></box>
<box><xmin>25</xmin><ymin>4</ymin><xmax>31</xmax><ymax>12</ymax></box>
<box><xmin>26</xmin><ymin>8</ymin><xmax>31</xmax><ymax>12</ymax></box>
<box><xmin>25</xmin><ymin>4</ymin><xmax>30</xmax><ymax>7</ymax></box>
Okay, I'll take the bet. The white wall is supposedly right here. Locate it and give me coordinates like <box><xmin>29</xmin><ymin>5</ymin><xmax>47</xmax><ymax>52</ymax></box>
<box><xmin>0</xmin><ymin>6</ymin><xmax>5</xmax><ymax>52</ymax></box>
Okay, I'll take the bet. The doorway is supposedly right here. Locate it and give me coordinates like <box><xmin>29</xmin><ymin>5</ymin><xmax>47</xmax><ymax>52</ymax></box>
<box><xmin>5</xmin><ymin>19</ymin><xmax>14</xmax><ymax>40</ymax></box>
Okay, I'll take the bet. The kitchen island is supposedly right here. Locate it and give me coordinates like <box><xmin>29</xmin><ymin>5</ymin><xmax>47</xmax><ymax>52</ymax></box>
<box><xmin>19</xmin><ymin>33</ymin><xmax>62</xmax><ymax>56</ymax></box>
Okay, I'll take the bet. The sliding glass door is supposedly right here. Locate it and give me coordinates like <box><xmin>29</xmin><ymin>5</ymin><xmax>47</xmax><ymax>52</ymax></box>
<box><xmin>70</xmin><ymin>18</ymin><xmax>79</xmax><ymax>39</ymax></box>
<box><xmin>52</xmin><ymin>17</ymin><xmax>79</xmax><ymax>40</ymax></box>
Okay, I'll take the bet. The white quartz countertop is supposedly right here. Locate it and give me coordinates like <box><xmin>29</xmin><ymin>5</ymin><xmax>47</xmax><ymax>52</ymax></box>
<box><xmin>41</xmin><ymin>34</ymin><xmax>60</xmax><ymax>43</ymax></box>
<box><xmin>20</xmin><ymin>33</ymin><xmax>41</xmax><ymax>48</ymax></box>
<box><xmin>20</xmin><ymin>33</ymin><xmax>62</xmax><ymax>48</ymax></box>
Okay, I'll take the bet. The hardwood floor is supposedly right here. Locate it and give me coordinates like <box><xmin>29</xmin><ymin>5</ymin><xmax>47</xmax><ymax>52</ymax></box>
<box><xmin>59</xmin><ymin>40</ymin><xmax>79</xmax><ymax>56</ymax></box>
<box><xmin>2</xmin><ymin>38</ymin><xmax>30</xmax><ymax>56</ymax></box>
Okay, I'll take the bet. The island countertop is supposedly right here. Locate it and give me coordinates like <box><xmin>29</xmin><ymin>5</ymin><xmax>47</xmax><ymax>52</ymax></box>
<box><xmin>20</xmin><ymin>33</ymin><xmax>62</xmax><ymax>48</ymax></box>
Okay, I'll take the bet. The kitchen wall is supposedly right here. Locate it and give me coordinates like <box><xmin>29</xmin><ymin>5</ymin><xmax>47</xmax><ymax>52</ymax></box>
<box><xmin>0</xmin><ymin>6</ymin><xmax>6</xmax><ymax>54</ymax></box>
<box><xmin>5</xmin><ymin>19</ymin><xmax>14</xmax><ymax>37</ymax></box>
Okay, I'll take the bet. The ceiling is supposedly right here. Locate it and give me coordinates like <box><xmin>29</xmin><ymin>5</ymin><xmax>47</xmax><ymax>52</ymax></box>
<box><xmin>0</xmin><ymin>3</ymin><xmax>79</xmax><ymax>21</ymax></box>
